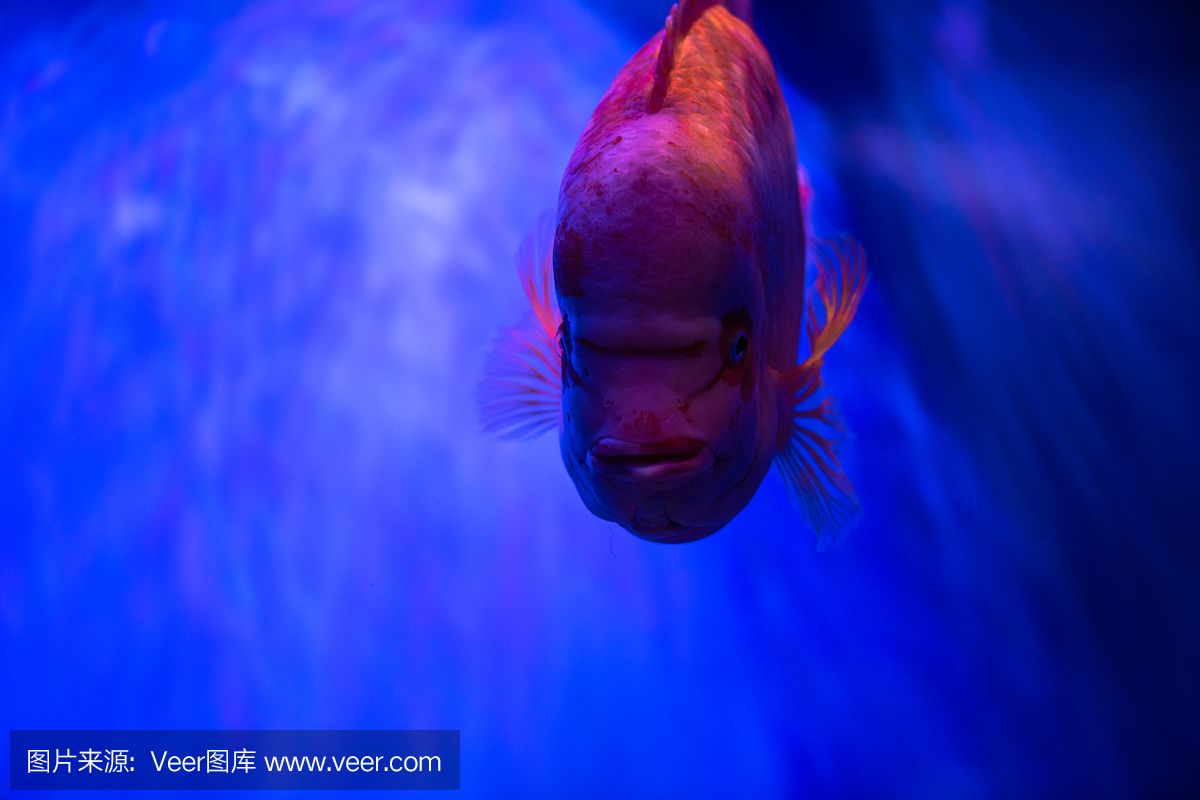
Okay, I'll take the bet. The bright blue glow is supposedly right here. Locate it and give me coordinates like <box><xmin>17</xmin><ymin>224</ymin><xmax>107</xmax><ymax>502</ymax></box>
<box><xmin>2</xmin><ymin>1</ymin><xmax>1196</xmax><ymax>796</ymax></box>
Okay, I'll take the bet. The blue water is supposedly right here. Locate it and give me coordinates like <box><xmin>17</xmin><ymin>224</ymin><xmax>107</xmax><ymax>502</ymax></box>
<box><xmin>2</xmin><ymin>1</ymin><xmax>1197</xmax><ymax>796</ymax></box>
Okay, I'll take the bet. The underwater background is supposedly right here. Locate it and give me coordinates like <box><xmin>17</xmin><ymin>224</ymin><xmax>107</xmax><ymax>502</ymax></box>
<box><xmin>2</xmin><ymin>0</ymin><xmax>1197</xmax><ymax>796</ymax></box>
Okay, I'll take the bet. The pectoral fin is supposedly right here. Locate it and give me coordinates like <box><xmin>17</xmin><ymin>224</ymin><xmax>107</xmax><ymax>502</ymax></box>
<box><xmin>773</xmin><ymin>365</ymin><xmax>860</xmax><ymax>542</ymax></box>
<box><xmin>476</xmin><ymin>214</ymin><xmax>562</xmax><ymax>439</ymax></box>
<box><xmin>803</xmin><ymin>237</ymin><xmax>866</xmax><ymax>370</ymax></box>
<box><xmin>773</xmin><ymin>235</ymin><xmax>867</xmax><ymax>542</ymax></box>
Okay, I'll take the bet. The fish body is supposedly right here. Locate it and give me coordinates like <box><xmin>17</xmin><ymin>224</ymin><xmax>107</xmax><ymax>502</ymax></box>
<box><xmin>480</xmin><ymin>0</ymin><xmax>865</xmax><ymax>543</ymax></box>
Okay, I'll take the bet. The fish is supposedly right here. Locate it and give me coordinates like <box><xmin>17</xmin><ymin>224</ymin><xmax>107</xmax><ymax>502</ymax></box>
<box><xmin>478</xmin><ymin>0</ymin><xmax>866</xmax><ymax>543</ymax></box>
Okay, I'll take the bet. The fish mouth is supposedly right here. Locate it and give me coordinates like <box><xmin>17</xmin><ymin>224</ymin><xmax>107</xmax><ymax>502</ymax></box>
<box><xmin>586</xmin><ymin>436</ymin><xmax>713</xmax><ymax>483</ymax></box>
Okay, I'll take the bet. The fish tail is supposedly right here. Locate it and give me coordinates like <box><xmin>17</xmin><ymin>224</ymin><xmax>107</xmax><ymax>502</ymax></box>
<box><xmin>773</xmin><ymin>235</ymin><xmax>867</xmax><ymax>542</ymax></box>
<box><xmin>476</xmin><ymin>213</ymin><xmax>562</xmax><ymax>440</ymax></box>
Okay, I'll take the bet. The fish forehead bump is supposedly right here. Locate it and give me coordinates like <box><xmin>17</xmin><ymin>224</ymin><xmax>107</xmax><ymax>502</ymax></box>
<box><xmin>552</xmin><ymin>4</ymin><xmax>801</xmax><ymax>325</ymax></box>
<box><xmin>554</xmin><ymin>116</ymin><xmax>756</xmax><ymax>309</ymax></box>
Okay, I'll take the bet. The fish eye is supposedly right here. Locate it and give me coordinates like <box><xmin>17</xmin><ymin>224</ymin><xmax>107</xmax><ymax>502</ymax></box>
<box><xmin>731</xmin><ymin>331</ymin><xmax>749</xmax><ymax>364</ymax></box>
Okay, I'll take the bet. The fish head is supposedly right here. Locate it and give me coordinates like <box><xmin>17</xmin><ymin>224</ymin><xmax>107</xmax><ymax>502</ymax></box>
<box><xmin>553</xmin><ymin>136</ymin><xmax>777</xmax><ymax>541</ymax></box>
<box><xmin>555</xmin><ymin>309</ymin><xmax>777</xmax><ymax>543</ymax></box>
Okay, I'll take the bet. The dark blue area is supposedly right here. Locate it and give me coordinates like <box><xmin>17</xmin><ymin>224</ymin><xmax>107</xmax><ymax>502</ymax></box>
<box><xmin>2</xmin><ymin>1</ymin><xmax>1197</xmax><ymax>796</ymax></box>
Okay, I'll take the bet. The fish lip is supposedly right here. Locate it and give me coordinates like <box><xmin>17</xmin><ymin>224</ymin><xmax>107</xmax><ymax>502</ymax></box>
<box><xmin>585</xmin><ymin>436</ymin><xmax>713</xmax><ymax>483</ymax></box>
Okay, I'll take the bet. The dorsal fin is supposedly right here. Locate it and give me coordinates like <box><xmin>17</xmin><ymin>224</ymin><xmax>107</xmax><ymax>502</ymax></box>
<box><xmin>647</xmin><ymin>0</ymin><xmax>753</xmax><ymax>113</ymax></box>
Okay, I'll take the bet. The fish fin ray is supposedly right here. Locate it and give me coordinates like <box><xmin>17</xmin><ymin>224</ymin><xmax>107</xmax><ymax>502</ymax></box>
<box><xmin>517</xmin><ymin>211</ymin><xmax>560</xmax><ymax>344</ymax></box>
<box><xmin>477</xmin><ymin>214</ymin><xmax>562</xmax><ymax>440</ymax></box>
<box><xmin>802</xmin><ymin>235</ymin><xmax>867</xmax><ymax>370</ymax></box>
<box><xmin>773</xmin><ymin>231</ymin><xmax>867</xmax><ymax>543</ymax></box>
<box><xmin>773</xmin><ymin>366</ymin><xmax>861</xmax><ymax>543</ymax></box>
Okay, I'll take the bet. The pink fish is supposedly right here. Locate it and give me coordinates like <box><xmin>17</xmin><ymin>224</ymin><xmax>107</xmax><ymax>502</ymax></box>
<box><xmin>480</xmin><ymin>0</ymin><xmax>866</xmax><ymax>543</ymax></box>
